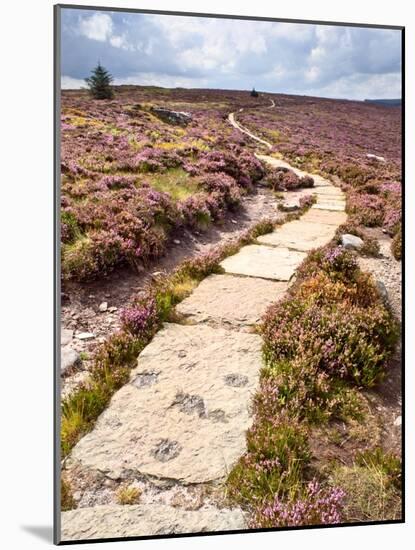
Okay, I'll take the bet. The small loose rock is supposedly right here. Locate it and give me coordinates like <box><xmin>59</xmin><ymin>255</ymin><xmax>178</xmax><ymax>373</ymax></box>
<box><xmin>99</xmin><ymin>302</ymin><xmax>108</xmax><ymax>312</ymax></box>
<box><xmin>280</xmin><ymin>200</ymin><xmax>300</xmax><ymax>212</ymax></box>
<box><xmin>393</xmin><ymin>416</ymin><xmax>402</xmax><ymax>427</ymax></box>
<box><xmin>61</xmin><ymin>347</ymin><xmax>82</xmax><ymax>375</ymax></box>
<box><xmin>341</xmin><ymin>233</ymin><xmax>364</xmax><ymax>250</ymax></box>
<box><xmin>76</xmin><ymin>332</ymin><xmax>95</xmax><ymax>340</ymax></box>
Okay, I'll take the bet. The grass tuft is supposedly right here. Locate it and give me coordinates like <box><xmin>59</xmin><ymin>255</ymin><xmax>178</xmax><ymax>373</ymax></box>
<box><xmin>116</xmin><ymin>485</ymin><xmax>142</xmax><ymax>505</ymax></box>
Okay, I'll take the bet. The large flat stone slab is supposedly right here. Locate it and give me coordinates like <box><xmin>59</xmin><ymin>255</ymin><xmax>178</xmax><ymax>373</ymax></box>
<box><xmin>176</xmin><ymin>274</ymin><xmax>288</xmax><ymax>327</ymax></box>
<box><xmin>311</xmin><ymin>201</ymin><xmax>346</xmax><ymax>212</ymax></box>
<box><xmin>61</xmin><ymin>504</ymin><xmax>246</xmax><ymax>541</ymax></box>
<box><xmin>301</xmin><ymin>209</ymin><xmax>347</xmax><ymax>226</ymax></box>
<box><xmin>312</xmin><ymin>186</ymin><xmax>344</xmax><ymax>198</ymax></box>
<box><xmin>67</xmin><ymin>324</ymin><xmax>262</xmax><ymax>484</ymax></box>
<box><xmin>257</xmin><ymin>220</ymin><xmax>337</xmax><ymax>251</ymax></box>
<box><xmin>220</xmin><ymin>244</ymin><xmax>306</xmax><ymax>281</ymax></box>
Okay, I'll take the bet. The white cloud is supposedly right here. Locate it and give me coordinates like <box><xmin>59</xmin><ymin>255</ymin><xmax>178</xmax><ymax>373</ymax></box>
<box><xmin>79</xmin><ymin>13</ymin><xmax>113</xmax><ymax>42</ymax></box>
<box><xmin>62</xmin><ymin>9</ymin><xmax>402</xmax><ymax>100</ymax></box>
<box><xmin>112</xmin><ymin>73</ymin><xmax>209</xmax><ymax>88</ymax></box>
<box><xmin>61</xmin><ymin>75</ymin><xmax>85</xmax><ymax>89</ymax></box>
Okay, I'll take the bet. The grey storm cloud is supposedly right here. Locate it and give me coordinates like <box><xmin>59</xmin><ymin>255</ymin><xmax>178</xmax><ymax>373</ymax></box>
<box><xmin>60</xmin><ymin>8</ymin><xmax>402</xmax><ymax>100</ymax></box>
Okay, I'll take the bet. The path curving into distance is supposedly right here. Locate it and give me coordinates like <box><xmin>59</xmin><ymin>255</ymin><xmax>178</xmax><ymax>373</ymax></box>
<box><xmin>61</xmin><ymin>103</ymin><xmax>347</xmax><ymax>542</ymax></box>
<box><xmin>228</xmin><ymin>98</ymin><xmax>274</xmax><ymax>150</ymax></box>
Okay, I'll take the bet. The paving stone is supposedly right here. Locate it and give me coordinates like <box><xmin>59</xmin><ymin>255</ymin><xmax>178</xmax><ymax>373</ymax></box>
<box><xmin>257</xmin><ymin>220</ymin><xmax>337</xmax><ymax>251</ymax></box>
<box><xmin>301</xmin><ymin>209</ymin><xmax>348</xmax><ymax>226</ymax></box>
<box><xmin>220</xmin><ymin>244</ymin><xmax>306</xmax><ymax>281</ymax></box>
<box><xmin>176</xmin><ymin>274</ymin><xmax>288</xmax><ymax>326</ymax></box>
<box><xmin>61</xmin><ymin>504</ymin><xmax>246</xmax><ymax>541</ymax></box>
<box><xmin>312</xmin><ymin>186</ymin><xmax>344</xmax><ymax>198</ymax></box>
<box><xmin>312</xmin><ymin>201</ymin><xmax>346</xmax><ymax>212</ymax></box>
<box><xmin>67</xmin><ymin>324</ymin><xmax>262</xmax><ymax>484</ymax></box>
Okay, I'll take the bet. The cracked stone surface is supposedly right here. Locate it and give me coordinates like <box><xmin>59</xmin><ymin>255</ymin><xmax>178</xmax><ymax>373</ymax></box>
<box><xmin>176</xmin><ymin>274</ymin><xmax>288</xmax><ymax>326</ymax></box>
<box><xmin>66</xmin><ymin>323</ymin><xmax>262</xmax><ymax>484</ymax></box>
<box><xmin>257</xmin><ymin>220</ymin><xmax>337</xmax><ymax>251</ymax></box>
<box><xmin>61</xmin><ymin>504</ymin><xmax>246</xmax><ymax>541</ymax></box>
<box><xmin>220</xmin><ymin>244</ymin><xmax>306</xmax><ymax>281</ymax></box>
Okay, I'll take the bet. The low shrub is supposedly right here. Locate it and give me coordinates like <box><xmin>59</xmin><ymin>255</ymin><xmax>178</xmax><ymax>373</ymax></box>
<box><xmin>251</xmin><ymin>480</ymin><xmax>345</xmax><ymax>528</ymax></box>
<box><xmin>391</xmin><ymin>229</ymin><xmax>402</xmax><ymax>260</ymax></box>
<box><xmin>347</xmin><ymin>192</ymin><xmax>384</xmax><ymax>227</ymax></box>
<box><xmin>227</xmin><ymin>413</ymin><xmax>310</xmax><ymax>507</ymax></box>
<box><xmin>299</xmin><ymin>175</ymin><xmax>315</xmax><ymax>188</ymax></box>
<box><xmin>295</xmin><ymin>246</ymin><xmax>359</xmax><ymax>284</ymax></box>
<box><xmin>265</xmin><ymin>167</ymin><xmax>315</xmax><ymax>191</ymax></box>
<box><xmin>120</xmin><ymin>299</ymin><xmax>159</xmax><ymax>338</ymax></box>
<box><xmin>262</xmin><ymin>282</ymin><xmax>398</xmax><ymax>387</ymax></box>
<box><xmin>61</xmin><ymin>210</ymin><xmax>82</xmax><ymax>244</ymax></box>
<box><xmin>260</xmin><ymin>356</ymin><xmax>364</xmax><ymax>424</ymax></box>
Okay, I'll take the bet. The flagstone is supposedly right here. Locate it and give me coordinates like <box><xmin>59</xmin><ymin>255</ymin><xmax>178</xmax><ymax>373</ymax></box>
<box><xmin>220</xmin><ymin>244</ymin><xmax>306</xmax><ymax>281</ymax></box>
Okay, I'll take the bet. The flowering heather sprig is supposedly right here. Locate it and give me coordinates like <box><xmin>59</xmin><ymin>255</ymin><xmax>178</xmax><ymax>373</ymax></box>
<box><xmin>98</xmin><ymin>174</ymin><xmax>137</xmax><ymax>190</ymax></box>
<box><xmin>120</xmin><ymin>299</ymin><xmax>158</xmax><ymax>338</ymax></box>
<box><xmin>251</xmin><ymin>481</ymin><xmax>346</xmax><ymax>528</ymax></box>
<box><xmin>383</xmin><ymin>206</ymin><xmax>401</xmax><ymax>236</ymax></box>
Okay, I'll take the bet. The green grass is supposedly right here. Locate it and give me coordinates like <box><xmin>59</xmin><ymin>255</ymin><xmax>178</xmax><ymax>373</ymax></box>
<box><xmin>61</xmin><ymin>332</ymin><xmax>146</xmax><ymax>457</ymax></box>
<box><xmin>116</xmin><ymin>485</ymin><xmax>142</xmax><ymax>505</ymax></box>
<box><xmin>150</xmin><ymin>168</ymin><xmax>200</xmax><ymax>201</ymax></box>
<box><xmin>329</xmin><ymin>452</ymin><xmax>402</xmax><ymax>522</ymax></box>
<box><xmin>61</xmin><ymin>478</ymin><xmax>76</xmax><ymax>511</ymax></box>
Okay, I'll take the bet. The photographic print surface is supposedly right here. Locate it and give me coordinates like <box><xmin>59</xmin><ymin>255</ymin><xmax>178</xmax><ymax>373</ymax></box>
<box><xmin>55</xmin><ymin>4</ymin><xmax>403</xmax><ymax>544</ymax></box>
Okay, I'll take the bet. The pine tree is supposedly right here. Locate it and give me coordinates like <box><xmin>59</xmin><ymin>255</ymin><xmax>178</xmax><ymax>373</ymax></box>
<box><xmin>251</xmin><ymin>87</ymin><xmax>259</xmax><ymax>98</ymax></box>
<box><xmin>85</xmin><ymin>63</ymin><xmax>114</xmax><ymax>100</ymax></box>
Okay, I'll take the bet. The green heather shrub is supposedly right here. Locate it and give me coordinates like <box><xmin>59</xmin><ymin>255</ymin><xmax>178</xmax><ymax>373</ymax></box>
<box><xmin>263</xmin><ymin>293</ymin><xmax>397</xmax><ymax>387</ymax></box>
<box><xmin>260</xmin><ymin>357</ymin><xmax>364</xmax><ymax>424</ymax></box>
<box><xmin>263</xmin><ymin>247</ymin><xmax>399</xmax><ymax>387</ymax></box>
<box><xmin>62</xmin><ymin>237</ymin><xmax>99</xmax><ymax>281</ymax></box>
<box><xmin>295</xmin><ymin>246</ymin><xmax>360</xmax><ymax>283</ymax></box>
<box><xmin>250</xmin><ymin>480</ymin><xmax>345</xmax><ymax>528</ymax></box>
<box><xmin>227</xmin><ymin>413</ymin><xmax>310</xmax><ymax>507</ymax></box>
<box><xmin>391</xmin><ymin>229</ymin><xmax>402</xmax><ymax>260</ymax></box>
<box><xmin>61</xmin><ymin>210</ymin><xmax>82</xmax><ymax>244</ymax></box>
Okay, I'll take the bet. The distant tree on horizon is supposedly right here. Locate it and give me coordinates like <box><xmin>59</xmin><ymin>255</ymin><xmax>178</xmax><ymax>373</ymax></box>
<box><xmin>85</xmin><ymin>63</ymin><xmax>114</xmax><ymax>100</ymax></box>
<box><xmin>251</xmin><ymin>87</ymin><xmax>259</xmax><ymax>97</ymax></box>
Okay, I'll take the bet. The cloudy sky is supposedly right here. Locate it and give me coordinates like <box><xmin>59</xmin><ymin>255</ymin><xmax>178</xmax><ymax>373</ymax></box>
<box><xmin>60</xmin><ymin>8</ymin><xmax>402</xmax><ymax>100</ymax></box>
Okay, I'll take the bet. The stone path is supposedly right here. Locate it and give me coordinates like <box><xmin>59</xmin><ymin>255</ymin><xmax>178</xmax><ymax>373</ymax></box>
<box><xmin>61</xmin><ymin>115</ymin><xmax>347</xmax><ymax>542</ymax></box>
